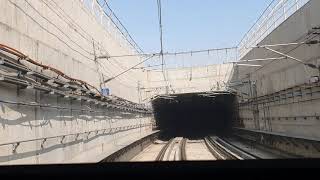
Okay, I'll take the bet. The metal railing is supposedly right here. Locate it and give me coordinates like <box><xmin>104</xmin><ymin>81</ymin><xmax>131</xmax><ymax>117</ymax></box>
<box><xmin>80</xmin><ymin>0</ymin><xmax>143</xmax><ymax>54</ymax></box>
<box><xmin>238</xmin><ymin>0</ymin><xmax>310</xmax><ymax>59</ymax></box>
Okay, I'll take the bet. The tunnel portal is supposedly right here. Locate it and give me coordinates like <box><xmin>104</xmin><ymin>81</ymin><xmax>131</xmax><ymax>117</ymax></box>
<box><xmin>152</xmin><ymin>92</ymin><xmax>237</xmax><ymax>138</ymax></box>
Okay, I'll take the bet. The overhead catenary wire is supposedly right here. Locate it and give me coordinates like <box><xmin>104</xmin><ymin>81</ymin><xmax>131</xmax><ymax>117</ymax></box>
<box><xmin>25</xmin><ymin>0</ymin><xmax>94</xmax><ymax>56</ymax></box>
<box><xmin>7</xmin><ymin>0</ymin><xmax>94</xmax><ymax>62</ymax></box>
<box><xmin>100</xmin><ymin>0</ymin><xmax>144</xmax><ymax>54</ymax></box>
<box><xmin>63</xmin><ymin>0</ymin><xmax>143</xmax><ymax>77</ymax></box>
<box><xmin>234</xmin><ymin>27</ymin><xmax>320</xmax><ymax>84</ymax></box>
<box><xmin>1</xmin><ymin>1</ymin><xmax>150</xmax><ymax>99</ymax></box>
<box><xmin>0</xmin><ymin>43</ymin><xmax>100</xmax><ymax>94</ymax></box>
<box><xmin>25</xmin><ymin>3</ymin><xmax>138</xmax><ymax>85</ymax></box>
<box><xmin>97</xmin><ymin>51</ymin><xmax>144</xmax><ymax>84</ymax></box>
<box><xmin>41</xmin><ymin>0</ymin><xmax>140</xmax><ymax>78</ymax></box>
<box><xmin>41</xmin><ymin>0</ymin><xmax>143</xmax><ymax>85</ymax></box>
<box><xmin>97</xmin><ymin>47</ymin><xmax>238</xmax><ymax>59</ymax></box>
<box><xmin>237</xmin><ymin>0</ymin><xmax>277</xmax><ymax>47</ymax></box>
<box><xmin>103</xmin><ymin>55</ymin><xmax>157</xmax><ymax>83</ymax></box>
<box><xmin>42</xmin><ymin>0</ymin><xmax>94</xmax><ymax>44</ymax></box>
<box><xmin>97</xmin><ymin>61</ymin><xmax>142</xmax><ymax>89</ymax></box>
<box><xmin>133</xmin><ymin>64</ymin><xmax>164</xmax><ymax>69</ymax></box>
<box><xmin>252</xmin><ymin>32</ymin><xmax>320</xmax><ymax>73</ymax></box>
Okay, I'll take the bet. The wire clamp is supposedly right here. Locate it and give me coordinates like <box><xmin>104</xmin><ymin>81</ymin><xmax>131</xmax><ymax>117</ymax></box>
<box><xmin>12</xmin><ymin>142</ymin><xmax>20</xmax><ymax>154</ymax></box>
<box><xmin>60</xmin><ymin>136</ymin><xmax>65</xmax><ymax>144</ymax></box>
<box><xmin>41</xmin><ymin>138</ymin><xmax>47</xmax><ymax>149</ymax></box>
<box><xmin>75</xmin><ymin>134</ymin><xmax>80</xmax><ymax>141</ymax></box>
<box><xmin>306</xmin><ymin>40</ymin><xmax>320</xmax><ymax>45</ymax></box>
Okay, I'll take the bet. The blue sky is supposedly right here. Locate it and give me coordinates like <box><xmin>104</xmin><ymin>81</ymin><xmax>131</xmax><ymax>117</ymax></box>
<box><xmin>107</xmin><ymin>0</ymin><xmax>273</xmax><ymax>54</ymax></box>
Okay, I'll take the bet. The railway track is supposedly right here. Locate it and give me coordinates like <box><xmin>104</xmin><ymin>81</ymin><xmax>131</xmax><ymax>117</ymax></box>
<box><xmin>216</xmin><ymin>137</ymin><xmax>259</xmax><ymax>159</ymax></box>
<box><xmin>180</xmin><ymin>138</ymin><xmax>187</xmax><ymax>161</ymax></box>
<box><xmin>204</xmin><ymin>137</ymin><xmax>241</xmax><ymax>160</ymax></box>
<box><xmin>155</xmin><ymin>138</ymin><xmax>175</xmax><ymax>161</ymax></box>
<box><xmin>151</xmin><ymin>136</ymin><xmax>258</xmax><ymax>161</ymax></box>
<box><xmin>155</xmin><ymin>137</ymin><xmax>187</xmax><ymax>161</ymax></box>
<box><xmin>204</xmin><ymin>136</ymin><xmax>259</xmax><ymax>160</ymax></box>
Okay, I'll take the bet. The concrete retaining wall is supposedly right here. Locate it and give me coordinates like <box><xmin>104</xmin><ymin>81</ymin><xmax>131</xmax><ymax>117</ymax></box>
<box><xmin>0</xmin><ymin>0</ymin><xmax>153</xmax><ymax>164</ymax></box>
<box><xmin>0</xmin><ymin>0</ymin><xmax>144</xmax><ymax>102</ymax></box>
<box><xmin>144</xmin><ymin>63</ymin><xmax>233</xmax><ymax>99</ymax></box>
<box><xmin>233</xmin><ymin>0</ymin><xmax>320</xmax><ymax>139</ymax></box>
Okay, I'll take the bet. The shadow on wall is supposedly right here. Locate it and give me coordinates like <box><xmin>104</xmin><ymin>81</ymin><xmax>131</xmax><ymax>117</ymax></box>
<box><xmin>0</xmin><ymin>128</ymin><xmax>129</xmax><ymax>163</ymax></box>
<box><xmin>0</xmin><ymin>102</ymin><xmax>147</xmax><ymax>129</ymax></box>
<box><xmin>0</xmin><ymin>104</ymin><xmax>148</xmax><ymax>163</ymax></box>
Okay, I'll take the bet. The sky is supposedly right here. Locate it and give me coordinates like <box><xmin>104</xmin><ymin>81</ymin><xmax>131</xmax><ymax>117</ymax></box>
<box><xmin>107</xmin><ymin>0</ymin><xmax>273</xmax><ymax>54</ymax></box>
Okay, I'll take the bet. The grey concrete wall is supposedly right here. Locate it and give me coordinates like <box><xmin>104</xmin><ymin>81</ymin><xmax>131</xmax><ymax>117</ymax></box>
<box><xmin>0</xmin><ymin>0</ymin><xmax>144</xmax><ymax>102</ymax></box>
<box><xmin>143</xmin><ymin>63</ymin><xmax>233</xmax><ymax>99</ymax></box>
<box><xmin>232</xmin><ymin>0</ymin><xmax>320</xmax><ymax>139</ymax></box>
<box><xmin>0</xmin><ymin>0</ymin><xmax>154</xmax><ymax>165</ymax></box>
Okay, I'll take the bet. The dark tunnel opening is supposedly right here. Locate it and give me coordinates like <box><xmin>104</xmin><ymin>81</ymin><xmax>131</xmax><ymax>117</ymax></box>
<box><xmin>152</xmin><ymin>92</ymin><xmax>237</xmax><ymax>139</ymax></box>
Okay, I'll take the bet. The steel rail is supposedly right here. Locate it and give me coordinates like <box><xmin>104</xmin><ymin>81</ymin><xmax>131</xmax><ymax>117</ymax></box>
<box><xmin>217</xmin><ymin>138</ymin><xmax>259</xmax><ymax>159</ymax></box>
<box><xmin>180</xmin><ymin>138</ymin><xmax>188</xmax><ymax>161</ymax></box>
<box><xmin>204</xmin><ymin>137</ymin><xmax>226</xmax><ymax>160</ymax></box>
<box><xmin>205</xmin><ymin>137</ymin><xmax>242</xmax><ymax>160</ymax></box>
<box><xmin>155</xmin><ymin>138</ymin><xmax>174</xmax><ymax>161</ymax></box>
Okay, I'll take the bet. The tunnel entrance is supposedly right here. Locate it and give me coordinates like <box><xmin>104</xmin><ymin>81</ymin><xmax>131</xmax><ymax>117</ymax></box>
<box><xmin>152</xmin><ymin>92</ymin><xmax>237</xmax><ymax>139</ymax></box>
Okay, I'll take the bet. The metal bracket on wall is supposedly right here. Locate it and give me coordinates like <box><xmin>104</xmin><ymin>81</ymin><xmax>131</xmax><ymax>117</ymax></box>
<box><xmin>41</xmin><ymin>138</ymin><xmax>47</xmax><ymax>149</ymax></box>
<box><xmin>75</xmin><ymin>134</ymin><xmax>80</xmax><ymax>141</ymax></box>
<box><xmin>12</xmin><ymin>142</ymin><xmax>20</xmax><ymax>154</ymax></box>
<box><xmin>60</xmin><ymin>136</ymin><xmax>66</xmax><ymax>144</ymax></box>
<box><xmin>0</xmin><ymin>51</ymin><xmax>152</xmax><ymax>114</ymax></box>
<box><xmin>86</xmin><ymin>132</ymin><xmax>91</xmax><ymax>140</ymax></box>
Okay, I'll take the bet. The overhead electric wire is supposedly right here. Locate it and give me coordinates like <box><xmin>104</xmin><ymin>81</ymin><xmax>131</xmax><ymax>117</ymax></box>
<box><xmin>43</xmin><ymin>0</ymin><xmax>142</xmax><ymax>85</ymax></box>
<box><xmin>250</xmin><ymin>30</ymin><xmax>320</xmax><ymax>74</ymax></box>
<box><xmin>103</xmin><ymin>55</ymin><xmax>157</xmax><ymax>83</ymax></box>
<box><xmin>42</xmin><ymin>0</ymin><xmax>94</xmax><ymax>44</ymax></box>
<box><xmin>97</xmin><ymin>61</ymin><xmax>141</xmax><ymax>88</ymax></box>
<box><xmin>97</xmin><ymin>46</ymin><xmax>238</xmax><ymax>59</ymax></box>
<box><xmin>7</xmin><ymin>0</ymin><xmax>94</xmax><ymax>62</ymax></box>
<box><xmin>47</xmin><ymin>0</ymin><xmax>137</xmax><ymax>76</ymax></box>
<box><xmin>234</xmin><ymin>28</ymin><xmax>320</xmax><ymax>84</ymax></box>
<box><xmin>50</xmin><ymin>0</ymin><xmax>139</xmax><ymax>75</ymax></box>
<box><xmin>84</xmin><ymin>0</ymin><xmax>146</xmax><ymax>82</ymax></box>
<box><xmin>0</xmin><ymin>43</ymin><xmax>100</xmax><ymax>94</ymax></box>
<box><xmin>237</xmin><ymin>0</ymin><xmax>277</xmax><ymax>47</ymax></box>
<box><xmin>47</xmin><ymin>0</ymin><xmax>138</xmax><ymax>83</ymax></box>
<box><xmin>133</xmin><ymin>64</ymin><xmax>164</xmax><ymax>69</ymax></box>
<box><xmin>25</xmin><ymin>0</ymin><xmax>94</xmax><ymax>56</ymax></box>
<box><xmin>100</xmin><ymin>0</ymin><xmax>144</xmax><ymax>54</ymax></box>
<box><xmin>3</xmin><ymin>1</ymin><xmax>148</xmax><ymax>95</ymax></box>
<box><xmin>97</xmin><ymin>51</ymin><xmax>143</xmax><ymax>83</ymax></box>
